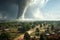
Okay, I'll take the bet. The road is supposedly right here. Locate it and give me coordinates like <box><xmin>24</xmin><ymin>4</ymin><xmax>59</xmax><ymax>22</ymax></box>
<box><xmin>14</xmin><ymin>25</ymin><xmax>40</xmax><ymax>40</ymax></box>
<box><xmin>14</xmin><ymin>29</ymin><xmax>35</xmax><ymax>40</ymax></box>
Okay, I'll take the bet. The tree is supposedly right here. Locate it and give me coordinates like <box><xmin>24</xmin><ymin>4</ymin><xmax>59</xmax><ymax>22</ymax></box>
<box><xmin>24</xmin><ymin>32</ymin><xmax>30</xmax><ymax>40</ymax></box>
<box><xmin>39</xmin><ymin>34</ymin><xmax>44</xmax><ymax>40</ymax></box>
<box><xmin>51</xmin><ymin>25</ymin><xmax>54</xmax><ymax>31</ymax></box>
<box><xmin>35</xmin><ymin>28</ymin><xmax>40</xmax><ymax>36</ymax></box>
<box><xmin>0</xmin><ymin>32</ymin><xmax>11</xmax><ymax>40</ymax></box>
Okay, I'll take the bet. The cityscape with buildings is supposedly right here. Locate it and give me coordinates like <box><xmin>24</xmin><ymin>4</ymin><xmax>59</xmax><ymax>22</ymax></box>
<box><xmin>0</xmin><ymin>21</ymin><xmax>60</xmax><ymax>40</ymax></box>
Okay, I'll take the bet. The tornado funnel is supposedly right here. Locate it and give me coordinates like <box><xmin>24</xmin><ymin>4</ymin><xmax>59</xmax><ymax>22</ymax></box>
<box><xmin>17</xmin><ymin>0</ymin><xmax>28</xmax><ymax>18</ymax></box>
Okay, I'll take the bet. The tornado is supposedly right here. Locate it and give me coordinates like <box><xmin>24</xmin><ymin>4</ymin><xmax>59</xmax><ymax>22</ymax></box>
<box><xmin>17</xmin><ymin>0</ymin><xmax>26</xmax><ymax>18</ymax></box>
<box><xmin>17</xmin><ymin>0</ymin><xmax>31</xmax><ymax>19</ymax></box>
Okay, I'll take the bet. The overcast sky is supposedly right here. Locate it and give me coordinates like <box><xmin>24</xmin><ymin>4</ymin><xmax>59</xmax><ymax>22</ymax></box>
<box><xmin>0</xmin><ymin>0</ymin><xmax>60</xmax><ymax>21</ymax></box>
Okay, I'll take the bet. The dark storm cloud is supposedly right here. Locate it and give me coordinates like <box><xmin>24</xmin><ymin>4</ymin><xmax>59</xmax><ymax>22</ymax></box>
<box><xmin>0</xmin><ymin>0</ymin><xmax>18</xmax><ymax>19</ymax></box>
<box><xmin>17</xmin><ymin>0</ymin><xmax>28</xmax><ymax>18</ymax></box>
<box><xmin>0</xmin><ymin>0</ymin><xmax>28</xmax><ymax>20</ymax></box>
